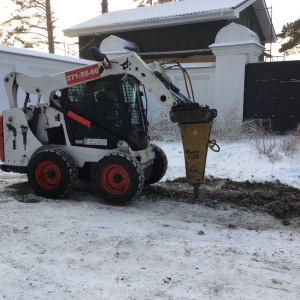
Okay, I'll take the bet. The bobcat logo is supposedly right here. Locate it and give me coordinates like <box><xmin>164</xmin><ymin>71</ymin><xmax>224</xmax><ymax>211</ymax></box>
<box><xmin>119</xmin><ymin>58</ymin><xmax>131</xmax><ymax>70</ymax></box>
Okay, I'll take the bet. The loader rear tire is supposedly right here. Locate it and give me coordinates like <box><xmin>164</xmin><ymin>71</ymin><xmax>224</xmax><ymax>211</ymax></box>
<box><xmin>145</xmin><ymin>144</ymin><xmax>168</xmax><ymax>185</ymax></box>
<box><xmin>28</xmin><ymin>149</ymin><xmax>77</xmax><ymax>199</ymax></box>
<box><xmin>93</xmin><ymin>153</ymin><xmax>144</xmax><ymax>205</ymax></box>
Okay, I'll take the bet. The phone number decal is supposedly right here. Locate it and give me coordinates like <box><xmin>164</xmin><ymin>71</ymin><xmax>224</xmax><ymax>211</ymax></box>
<box><xmin>65</xmin><ymin>64</ymin><xmax>100</xmax><ymax>85</ymax></box>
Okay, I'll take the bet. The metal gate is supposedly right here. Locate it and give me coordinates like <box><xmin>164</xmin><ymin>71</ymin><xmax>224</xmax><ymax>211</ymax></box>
<box><xmin>244</xmin><ymin>61</ymin><xmax>300</xmax><ymax>133</ymax></box>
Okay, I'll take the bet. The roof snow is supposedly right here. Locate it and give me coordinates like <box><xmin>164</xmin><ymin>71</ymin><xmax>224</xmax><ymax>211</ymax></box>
<box><xmin>64</xmin><ymin>0</ymin><xmax>252</xmax><ymax>35</ymax></box>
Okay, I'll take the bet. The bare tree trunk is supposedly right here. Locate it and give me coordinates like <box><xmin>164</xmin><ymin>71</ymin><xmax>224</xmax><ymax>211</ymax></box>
<box><xmin>46</xmin><ymin>0</ymin><xmax>55</xmax><ymax>53</ymax></box>
<box><xmin>102</xmin><ymin>0</ymin><xmax>108</xmax><ymax>13</ymax></box>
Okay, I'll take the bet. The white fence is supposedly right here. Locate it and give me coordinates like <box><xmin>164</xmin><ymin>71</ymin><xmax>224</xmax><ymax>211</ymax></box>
<box><xmin>0</xmin><ymin>45</ymin><xmax>92</xmax><ymax>112</ymax></box>
<box><xmin>167</xmin><ymin>62</ymin><xmax>216</xmax><ymax>108</ymax></box>
<box><xmin>147</xmin><ymin>23</ymin><xmax>264</xmax><ymax>121</ymax></box>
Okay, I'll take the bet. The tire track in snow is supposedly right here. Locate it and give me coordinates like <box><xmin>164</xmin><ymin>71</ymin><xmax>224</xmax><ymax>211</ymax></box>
<box><xmin>0</xmin><ymin>288</ymin><xmax>21</xmax><ymax>300</ymax></box>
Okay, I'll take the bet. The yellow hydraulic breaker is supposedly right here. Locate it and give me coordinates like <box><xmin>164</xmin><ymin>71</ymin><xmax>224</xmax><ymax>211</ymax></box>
<box><xmin>179</xmin><ymin>122</ymin><xmax>212</xmax><ymax>198</ymax></box>
<box><xmin>170</xmin><ymin>106</ymin><xmax>218</xmax><ymax>199</ymax></box>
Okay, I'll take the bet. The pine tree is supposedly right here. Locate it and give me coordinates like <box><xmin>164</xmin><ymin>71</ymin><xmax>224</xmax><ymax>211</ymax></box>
<box><xmin>0</xmin><ymin>0</ymin><xmax>57</xmax><ymax>53</ymax></box>
<box><xmin>133</xmin><ymin>0</ymin><xmax>180</xmax><ymax>7</ymax></box>
<box><xmin>277</xmin><ymin>19</ymin><xmax>300</xmax><ymax>55</ymax></box>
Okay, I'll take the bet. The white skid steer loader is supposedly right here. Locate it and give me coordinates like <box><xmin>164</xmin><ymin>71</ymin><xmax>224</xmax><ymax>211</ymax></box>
<box><xmin>0</xmin><ymin>48</ymin><xmax>217</xmax><ymax>204</ymax></box>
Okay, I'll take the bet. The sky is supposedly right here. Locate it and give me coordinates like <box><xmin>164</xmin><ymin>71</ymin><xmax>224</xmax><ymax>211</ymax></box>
<box><xmin>0</xmin><ymin>0</ymin><xmax>300</xmax><ymax>59</ymax></box>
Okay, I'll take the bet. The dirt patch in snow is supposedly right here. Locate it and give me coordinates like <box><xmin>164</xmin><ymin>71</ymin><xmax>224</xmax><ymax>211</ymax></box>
<box><xmin>143</xmin><ymin>177</ymin><xmax>300</xmax><ymax>222</ymax></box>
<box><xmin>5</xmin><ymin>177</ymin><xmax>300</xmax><ymax>222</ymax></box>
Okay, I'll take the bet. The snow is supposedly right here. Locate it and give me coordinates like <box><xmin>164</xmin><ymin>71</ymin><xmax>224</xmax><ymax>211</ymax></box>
<box><xmin>159</xmin><ymin>139</ymin><xmax>300</xmax><ymax>188</ymax></box>
<box><xmin>1</xmin><ymin>138</ymin><xmax>300</xmax><ymax>299</ymax></box>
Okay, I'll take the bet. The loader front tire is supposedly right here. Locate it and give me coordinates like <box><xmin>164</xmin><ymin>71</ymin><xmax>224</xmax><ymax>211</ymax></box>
<box><xmin>28</xmin><ymin>149</ymin><xmax>77</xmax><ymax>199</ymax></box>
<box><xmin>93</xmin><ymin>153</ymin><xmax>144</xmax><ymax>205</ymax></box>
<box><xmin>145</xmin><ymin>144</ymin><xmax>168</xmax><ymax>185</ymax></box>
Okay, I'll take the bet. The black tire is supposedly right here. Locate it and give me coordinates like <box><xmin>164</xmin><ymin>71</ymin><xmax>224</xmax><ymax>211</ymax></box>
<box><xmin>27</xmin><ymin>149</ymin><xmax>77</xmax><ymax>199</ymax></box>
<box><xmin>92</xmin><ymin>153</ymin><xmax>144</xmax><ymax>205</ymax></box>
<box><xmin>145</xmin><ymin>143</ymin><xmax>168</xmax><ymax>185</ymax></box>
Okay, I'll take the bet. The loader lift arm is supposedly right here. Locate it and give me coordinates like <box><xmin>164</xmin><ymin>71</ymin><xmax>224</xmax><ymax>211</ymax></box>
<box><xmin>4</xmin><ymin>49</ymin><xmax>216</xmax><ymax>123</ymax></box>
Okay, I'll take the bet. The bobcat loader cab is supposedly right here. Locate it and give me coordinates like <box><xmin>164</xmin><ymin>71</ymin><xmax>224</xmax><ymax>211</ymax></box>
<box><xmin>0</xmin><ymin>48</ymin><xmax>217</xmax><ymax>204</ymax></box>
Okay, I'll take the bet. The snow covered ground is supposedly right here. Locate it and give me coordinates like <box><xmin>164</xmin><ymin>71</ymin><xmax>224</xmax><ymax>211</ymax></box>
<box><xmin>160</xmin><ymin>139</ymin><xmax>300</xmax><ymax>188</ymax></box>
<box><xmin>0</xmin><ymin>139</ymin><xmax>300</xmax><ymax>299</ymax></box>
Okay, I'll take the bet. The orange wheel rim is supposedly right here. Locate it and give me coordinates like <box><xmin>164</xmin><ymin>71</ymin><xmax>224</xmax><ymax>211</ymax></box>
<box><xmin>35</xmin><ymin>161</ymin><xmax>62</xmax><ymax>190</ymax></box>
<box><xmin>101</xmin><ymin>164</ymin><xmax>130</xmax><ymax>195</ymax></box>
